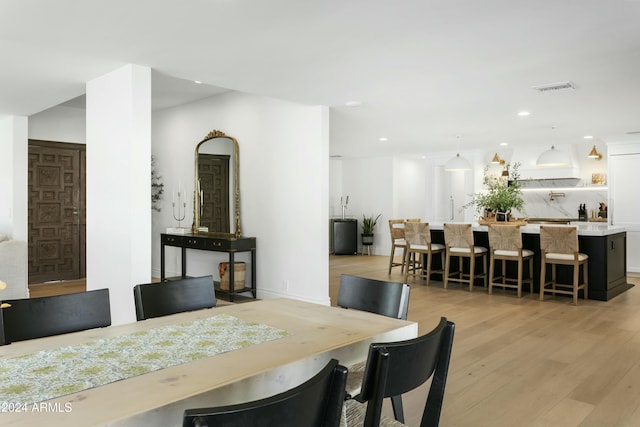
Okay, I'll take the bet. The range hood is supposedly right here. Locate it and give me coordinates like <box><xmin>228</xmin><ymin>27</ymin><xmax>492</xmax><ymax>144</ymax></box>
<box><xmin>510</xmin><ymin>144</ymin><xmax>580</xmax><ymax>180</ymax></box>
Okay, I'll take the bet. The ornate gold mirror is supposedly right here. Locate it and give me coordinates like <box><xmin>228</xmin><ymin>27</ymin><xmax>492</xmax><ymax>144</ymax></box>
<box><xmin>194</xmin><ymin>130</ymin><xmax>241</xmax><ymax>238</ymax></box>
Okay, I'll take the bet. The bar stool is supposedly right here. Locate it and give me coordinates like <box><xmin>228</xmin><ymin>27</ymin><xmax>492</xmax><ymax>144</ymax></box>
<box><xmin>540</xmin><ymin>226</ymin><xmax>588</xmax><ymax>305</ymax></box>
<box><xmin>443</xmin><ymin>223</ymin><xmax>487</xmax><ymax>291</ymax></box>
<box><xmin>487</xmin><ymin>224</ymin><xmax>534</xmax><ymax>298</ymax></box>
<box><xmin>387</xmin><ymin>219</ymin><xmax>407</xmax><ymax>274</ymax></box>
<box><xmin>403</xmin><ymin>222</ymin><xmax>445</xmax><ymax>286</ymax></box>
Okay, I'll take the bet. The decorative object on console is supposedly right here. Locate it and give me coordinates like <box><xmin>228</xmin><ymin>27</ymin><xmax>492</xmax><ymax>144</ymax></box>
<box><xmin>219</xmin><ymin>262</ymin><xmax>246</xmax><ymax>291</ymax></box>
<box><xmin>171</xmin><ymin>182</ymin><xmax>187</xmax><ymax>230</ymax></box>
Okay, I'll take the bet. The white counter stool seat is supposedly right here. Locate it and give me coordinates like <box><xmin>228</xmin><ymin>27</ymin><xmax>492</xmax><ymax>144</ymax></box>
<box><xmin>487</xmin><ymin>224</ymin><xmax>535</xmax><ymax>298</ymax></box>
<box><xmin>540</xmin><ymin>226</ymin><xmax>588</xmax><ymax>305</ymax></box>
<box><xmin>443</xmin><ymin>223</ymin><xmax>487</xmax><ymax>291</ymax></box>
<box><xmin>403</xmin><ymin>222</ymin><xmax>445</xmax><ymax>286</ymax></box>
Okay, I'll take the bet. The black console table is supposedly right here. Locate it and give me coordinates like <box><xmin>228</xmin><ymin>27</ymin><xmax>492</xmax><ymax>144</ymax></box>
<box><xmin>160</xmin><ymin>233</ymin><xmax>256</xmax><ymax>302</ymax></box>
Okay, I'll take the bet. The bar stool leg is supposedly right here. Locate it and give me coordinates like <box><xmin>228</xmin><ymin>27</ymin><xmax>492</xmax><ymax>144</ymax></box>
<box><xmin>488</xmin><ymin>254</ymin><xmax>495</xmax><ymax>295</ymax></box>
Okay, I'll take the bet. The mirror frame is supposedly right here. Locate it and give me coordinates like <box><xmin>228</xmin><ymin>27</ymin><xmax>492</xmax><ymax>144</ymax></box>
<box><xmin>193</xmin><ymin>130</ymin><xmax>241</xmax><ymax>238</ymax></box>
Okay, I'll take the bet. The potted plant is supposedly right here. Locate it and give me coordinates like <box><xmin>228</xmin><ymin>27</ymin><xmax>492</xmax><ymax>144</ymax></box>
<box><xmin>361</xmin><ymin>214</ymin><xmax>382</xmax><ymax>245</ymax></box>
<box><xmin>465</xmin><ymin>162</ymin><xmax>525</xmax><ymax>221</ymax></box>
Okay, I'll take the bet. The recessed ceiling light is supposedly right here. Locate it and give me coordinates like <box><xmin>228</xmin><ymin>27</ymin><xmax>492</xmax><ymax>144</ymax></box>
<box><xmin>583</xmin><ymin>135</ymin><xmax>594</xmax><ymax>139</ymax></box>
<box><xmin>499</xmin><ymin>142</ymin><xmax>509</xmax><ymax>146</ymax></box>
<box><xmin>193</xmin><ymin>80</ymin><xmax>202</xmax><ymax>84</ymax></box>
<box><xmin>345</xmin><ymin>101</ymin><xmax>362</xmax><ymax>107</ymax></box>
<box><xmin>517</xmin><ymin>111</ymin><xmax>530</xmax><ymax>116</ymax></box>
<box><xmin>379</xmin><ymin>137</ymin><xmax>388</xmax><ymax>142</ymax></box>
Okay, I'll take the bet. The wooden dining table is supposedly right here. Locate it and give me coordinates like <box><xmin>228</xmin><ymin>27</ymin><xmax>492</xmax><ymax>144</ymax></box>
<box><xmin>0</xmin><ymin>298</ymin><xmax>417</xmax><ymax>427</ymax></box>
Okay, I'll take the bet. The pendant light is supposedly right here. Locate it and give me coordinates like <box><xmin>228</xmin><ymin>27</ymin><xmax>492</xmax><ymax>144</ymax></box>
<box><xmin>445</xmin><ymin>153</ymin><xmax>472</xmax><ymax>171</ymax></box>
<box><xmin>445</xmin><ymin>135</ymin><xmax>472</xmax><ymax>171</ymax></box>
<box><xmin>588</xmin><ymin>145</ymin><xmax>602</xmax><ymax>160</ymax></box>
<box><xmin>536</xmin><ymin>146</ymin><xmax>572</xmax><ymax>166</ymax></box>
<box><xmin>536</xmin><ymin>126</ymin><xmax>572</xmax><ymax>167</ymax></box>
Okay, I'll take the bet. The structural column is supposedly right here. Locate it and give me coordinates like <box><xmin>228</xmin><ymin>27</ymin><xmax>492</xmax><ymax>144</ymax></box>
<box><xmin>86</xmin><ymin>64</ymin><xmax>151</xmax><ymax>325</ymax></box>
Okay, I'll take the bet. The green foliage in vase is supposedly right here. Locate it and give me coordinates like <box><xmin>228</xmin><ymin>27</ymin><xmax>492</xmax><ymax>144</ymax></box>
<box><xmin>361</xmin><ymin>214</ymin><xmax>382</xmax><ymax>234</ymax></box>
<box><xmin>465</xmin><ymin>162</ymin><xmax>525</xmax><ymax>214</ymax></box>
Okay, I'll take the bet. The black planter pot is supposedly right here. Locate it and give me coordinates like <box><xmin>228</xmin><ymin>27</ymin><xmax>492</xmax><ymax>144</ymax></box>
<box><xmin>361</xmin><ymin>233</ymin><xmax>374</xmax><ymax>245</ymax></box>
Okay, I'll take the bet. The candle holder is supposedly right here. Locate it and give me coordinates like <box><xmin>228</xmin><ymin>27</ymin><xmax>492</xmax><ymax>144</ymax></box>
<box><xmin>172</xmin><ymin>191</ymin><xmax>186</xmax><ymax>228</ymax></box>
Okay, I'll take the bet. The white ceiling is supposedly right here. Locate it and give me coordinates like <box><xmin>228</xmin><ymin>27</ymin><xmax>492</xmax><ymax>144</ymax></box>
<box><xmin>2</xmin><ymin>0</ymin><xmax>640</xmax><ymax>158</ymax></box>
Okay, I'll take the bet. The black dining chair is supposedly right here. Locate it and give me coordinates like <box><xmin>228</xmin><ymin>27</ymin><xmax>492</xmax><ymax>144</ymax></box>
<box><xmin>133</xmin><ymin>275</ymin><xmax>216</xmax><ymax>321</ymax></box>
<box><xmin>337</xmin><ymin>274</ymin><xmax>411</xmax><ymax>420</ymax></box>
<box><xmin>337</xmin><ymin>274</ymin><xmax>410</xmax><ymax>320</ymax></box>
<box><xmin>344</xmin><ymin>317</ymin><xmax>455</xmax><ymax>427</ymax></box>
<box><xmin>182</xmin><ymin>358</ymin><xmax>348</xmax><ymax>427</ymax></box>
<box><xmin>0</xmin><ymin>288</ymin><xmax>111</xmax><ymax>345</ymax></box>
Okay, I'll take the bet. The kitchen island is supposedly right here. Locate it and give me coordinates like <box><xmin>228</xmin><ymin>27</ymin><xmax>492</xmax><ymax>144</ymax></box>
<box><xmin>429</xmin><ymin>222</ymin><xmax>630</xmax><ymax>301</ymax></box>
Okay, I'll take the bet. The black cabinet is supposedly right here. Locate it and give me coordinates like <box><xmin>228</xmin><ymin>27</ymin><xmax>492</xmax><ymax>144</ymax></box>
<box><xmin>579</xmin><ymin>232</ymin><xmax>628</xmax><ymax>300</ymax></box>
<box><xmin>331</xmin><ymin>219</ymin><xmax>357</xmax><ymax>255</ymax></box>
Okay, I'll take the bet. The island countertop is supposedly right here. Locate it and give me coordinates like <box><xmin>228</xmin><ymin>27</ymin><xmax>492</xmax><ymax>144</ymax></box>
<box><xmin>429</xmin><ymin>222</ymin><xmax>626</xmax><ymax>237</ymax></box>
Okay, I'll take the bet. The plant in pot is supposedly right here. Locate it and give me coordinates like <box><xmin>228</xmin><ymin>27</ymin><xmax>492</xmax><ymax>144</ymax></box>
<box><xmin>361</xmin><ymin>214</ymin><xmax>382</xmax><ymax>245</ymax></box>
<box><xmin>465</xmin><ymin>162</ymin><xmax>525</xmax><ymax>221</ymax></box>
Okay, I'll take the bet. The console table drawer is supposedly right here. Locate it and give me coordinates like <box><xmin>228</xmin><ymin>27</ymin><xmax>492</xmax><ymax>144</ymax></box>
<box><xmin>184</xmin><ymin>237</ymin><xmax>206</xmax><ymax>248</ymax></box>
<box><xmin>162</xmin><ymin>234</ymin><xmax>184</xmax><ymax>246</ymax></box>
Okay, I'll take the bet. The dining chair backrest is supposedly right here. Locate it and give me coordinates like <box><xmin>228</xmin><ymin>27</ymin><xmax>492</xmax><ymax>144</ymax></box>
<box><xmin>358</xmin><ymin>317</ymin><xmax>455</xmax><ymax>427</ymax></box>
<box><xmin>540</xmin><ymin>226</ymin><xmax>579</xmax><ymax>255</ymax></box>
<box><xmin>487</xmin><ymin>224</ymin><xmax>523</xmax><ymax>251</ymax></box>
<box><xmin>133</xmin><ymin>275</ymin><xmax>216</xmax><ymax>321</ymax></box>
<box><xmin>404</xmin><ymin>222</ymin><xmax>433</xmax><ymax>247</ymax></box>
<box><xmin>443</xmin><ymin>223</ymin><xmax>474</xmax><ymax>248</ymax></box>
<box><xmin>0</xmin><ymin>288</ymin><xmax>111</xmax><ymax>345</ymax></box>
<box><xmin>182</xmin><ymin>358</ymin><xmax>348</xmax><ymax>427</ymax></box>
<box><xmin>337</xmin><ymin>274</ymin><xmax>410</xmax><ymax>320</ymax></box>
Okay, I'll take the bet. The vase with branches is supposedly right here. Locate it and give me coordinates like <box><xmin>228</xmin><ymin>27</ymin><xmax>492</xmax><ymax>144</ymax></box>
<box><xmin>465</xmin><ymin>162</ymin><xmax>525</xmax><ymax>221</ymax></box>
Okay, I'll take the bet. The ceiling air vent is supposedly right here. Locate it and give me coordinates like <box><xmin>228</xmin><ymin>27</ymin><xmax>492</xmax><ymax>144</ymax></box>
<box><xmin>532</xmin><ymin>81</ymin><xmax>577</xmax><ymax>93</ymax></box>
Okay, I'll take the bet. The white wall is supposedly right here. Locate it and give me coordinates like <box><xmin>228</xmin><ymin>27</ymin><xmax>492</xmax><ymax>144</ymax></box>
<box><xmin>29</xmin><ymin>105</ymin><xmax>86</xmax><ymax>143</ymax></box>
<box><xmin>152</xmin><ymin>91</ymin><xmax>331</xmax><ymax>305</ymax></box>
<box><xmin>0</xmin><ymin>116</ymin><xmax>28</xmax><ymax>240</ymax></box>
<box><xmin>331</xmin><ymin>156</ymin><xmax>432</xmax><ymax>255</ymax></box>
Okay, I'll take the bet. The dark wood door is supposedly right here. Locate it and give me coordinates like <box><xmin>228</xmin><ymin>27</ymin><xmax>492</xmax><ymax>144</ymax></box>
<box><xmin>198</xmin><ymin>154</ymin><xmax>230</xmax><ymax>233</ymax></box>
<box><xmin>28</xmin><ymin>140</ymin><xmax>86</xmax><ymax>284</ymax></box>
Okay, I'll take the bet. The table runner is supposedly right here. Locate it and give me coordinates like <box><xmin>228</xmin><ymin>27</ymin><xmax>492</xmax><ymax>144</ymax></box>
<box><xmin>0</xmin><ymin>314</ymin><xmax>290</xmax><ymax>404</ymax></box>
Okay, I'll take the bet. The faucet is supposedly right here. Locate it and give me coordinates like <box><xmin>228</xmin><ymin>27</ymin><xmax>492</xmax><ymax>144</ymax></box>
<box><xmin>549</xmin><ymin>191</ymin><xmax>565</xmax><ymax>201</ymax></box>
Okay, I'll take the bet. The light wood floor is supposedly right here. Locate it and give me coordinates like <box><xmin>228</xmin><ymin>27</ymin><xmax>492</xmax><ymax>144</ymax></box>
<box><xmin>330</xmin><ymin>254</ymin><xmax>640</xmax><ymax>427</ymax></box>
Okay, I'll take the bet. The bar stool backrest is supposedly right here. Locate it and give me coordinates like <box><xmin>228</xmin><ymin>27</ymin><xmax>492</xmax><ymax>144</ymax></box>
<box><xmin>443</xmin><ymin>223</ymin><xmax>474</xmax><ymax>248</ymax></box>
<box><xmin>388</xmin><ymin>219</ymin><xmax>406</xmax><ymax>242</ymax></box>
<box><xmin>540</xmin><ymin>226</ymin><xmax>579</xmax><ymax>254</ymax></box>
<box><xmin>487</xmin><ymin>224</ymin><xmax>523</xmax><ymax>251</ymax></box>
<box><xmin>404</xmin><ymin>222</ymin><xmax>432</xmax><ymax>247</ymax></box>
